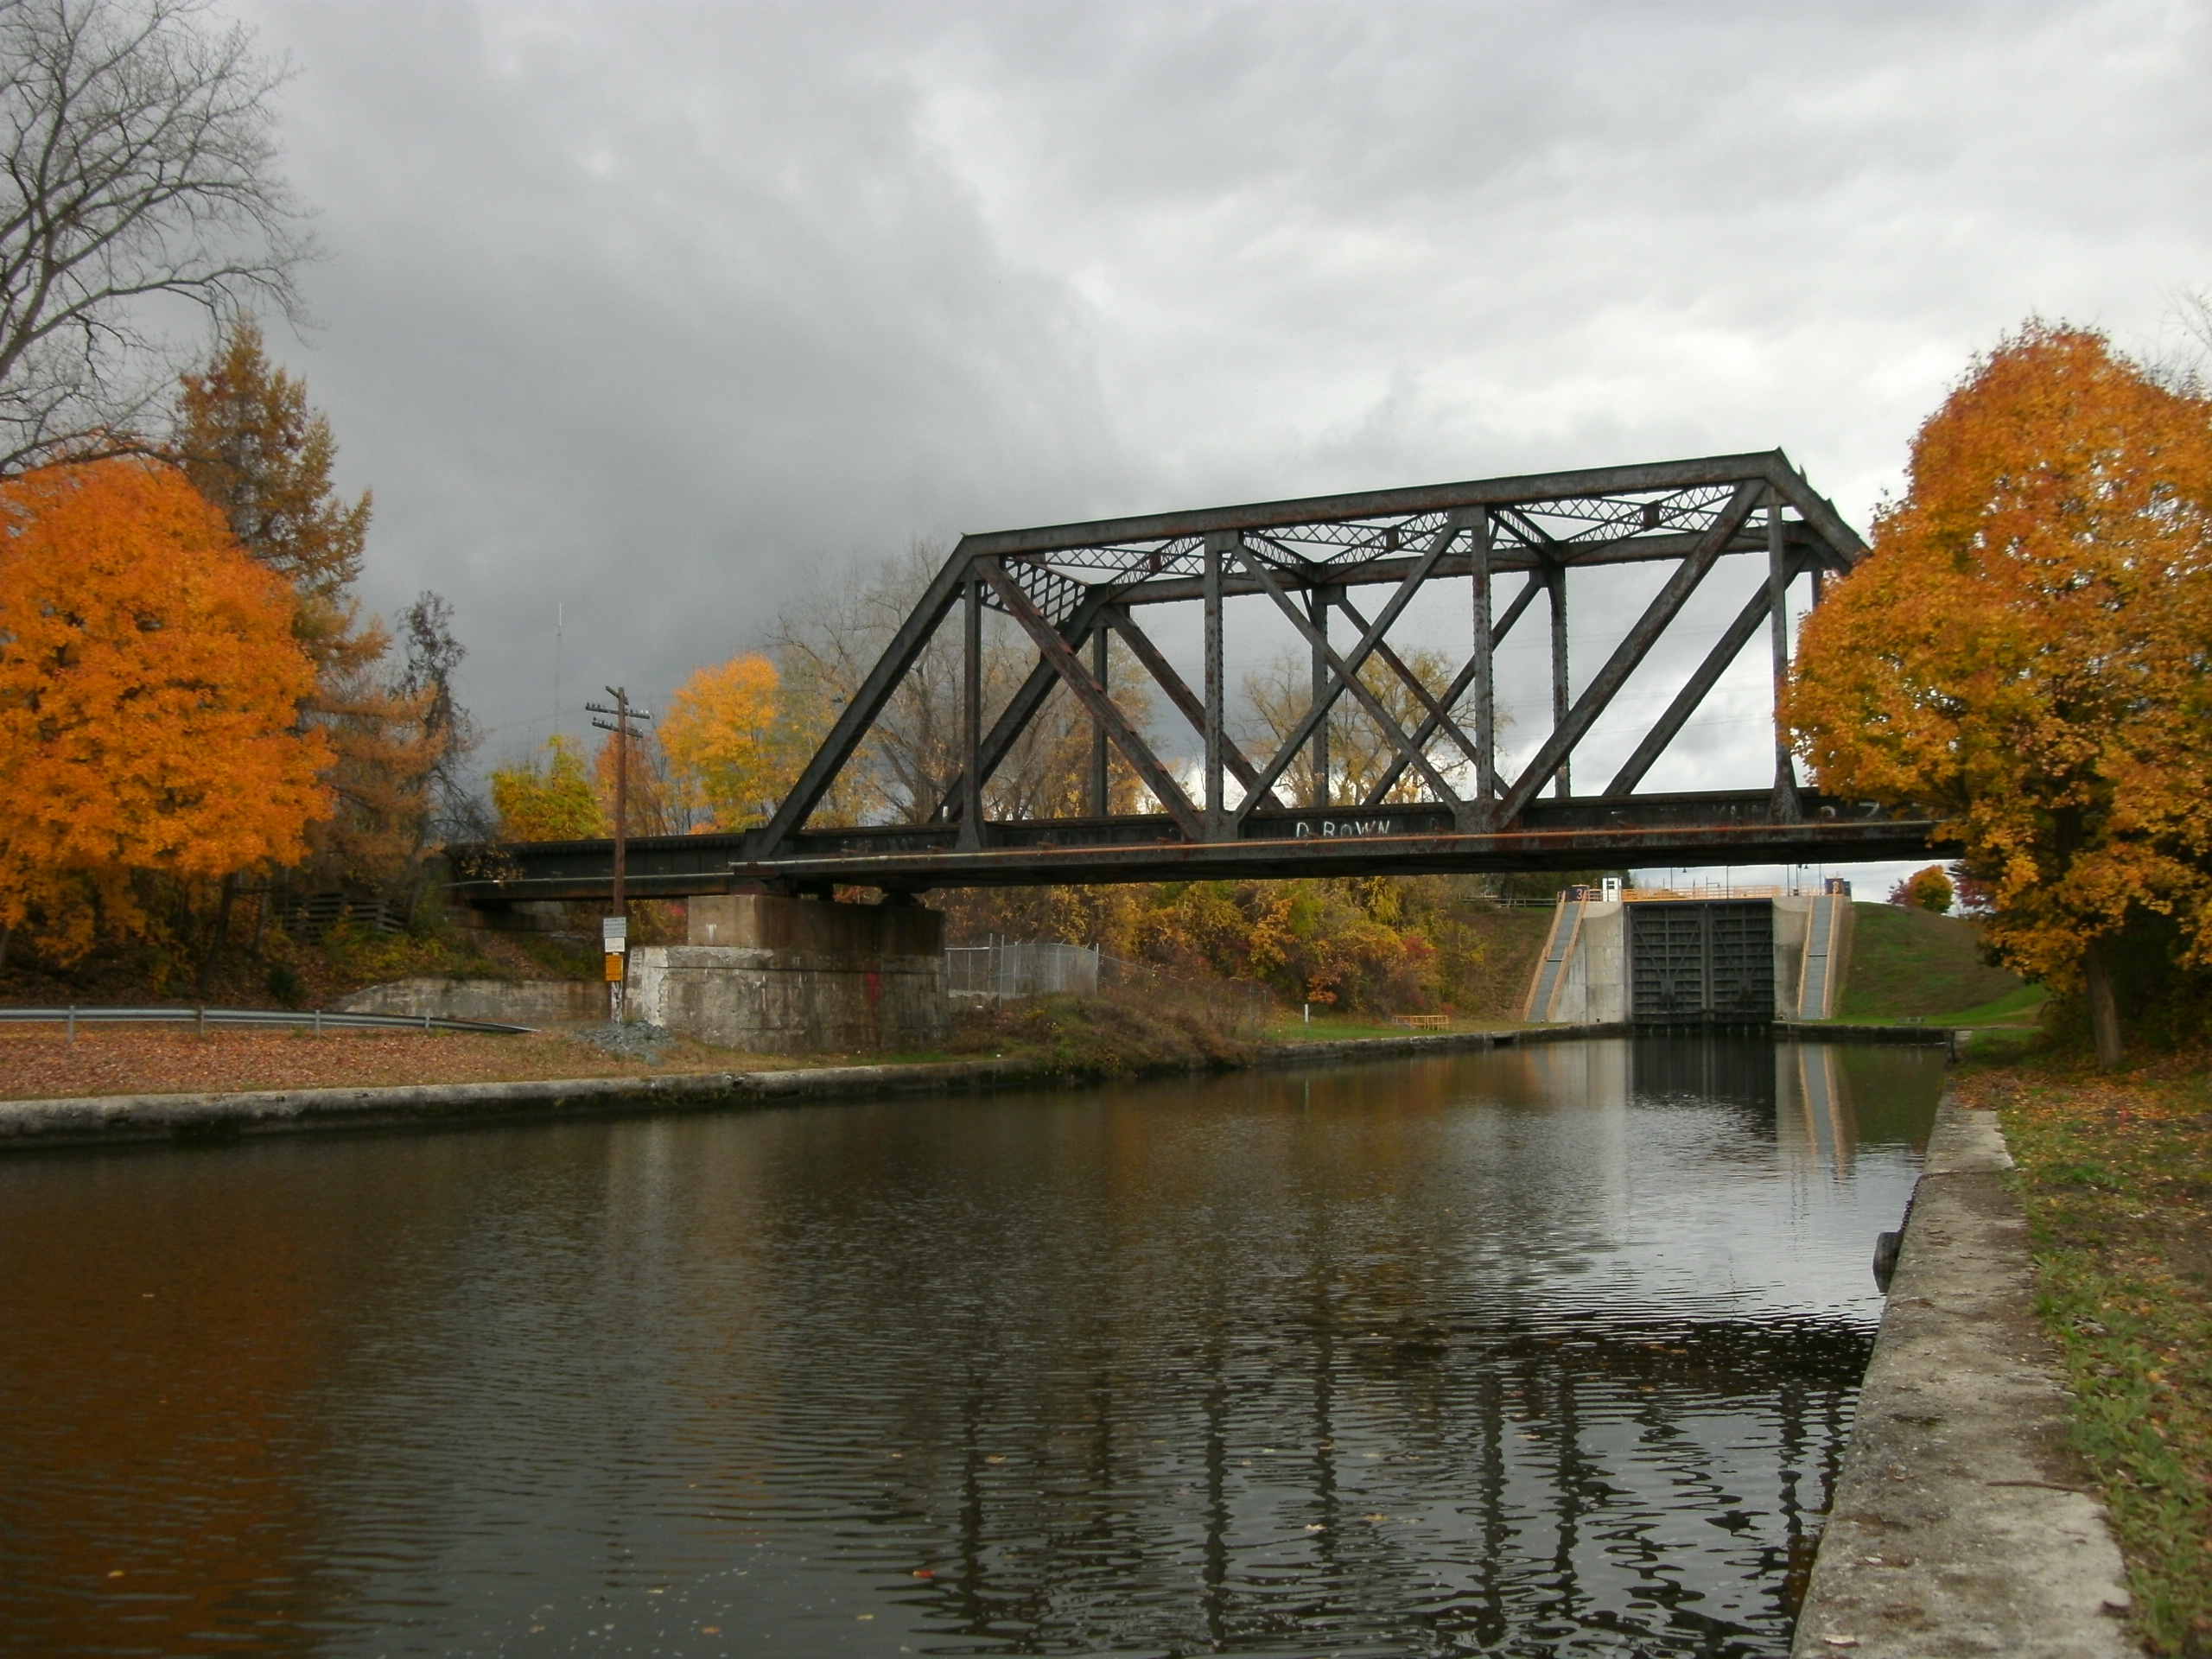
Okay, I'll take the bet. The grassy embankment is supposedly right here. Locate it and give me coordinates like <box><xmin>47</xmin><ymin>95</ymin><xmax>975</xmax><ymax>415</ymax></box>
<box><xmin>0</xmin><ymin>906</ymin><xmax>600</xmax><ymax>1014</ymax></box>
<box><xmin>1952</xmin><ymin>1051</ymin><xmax>2212</xmax><ymax>1656</ymax></box>
<box><xmin>1835</xmin><ymin>901</ymin><xmax>2047</xmax><ymax>1026</ymax></box>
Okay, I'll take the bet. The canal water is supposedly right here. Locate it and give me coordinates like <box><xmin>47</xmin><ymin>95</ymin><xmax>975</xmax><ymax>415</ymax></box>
<box><xmin>0</xmin><ymin>1036</ymin><xmax>1943</xmax><ymax>1659</ymax></box>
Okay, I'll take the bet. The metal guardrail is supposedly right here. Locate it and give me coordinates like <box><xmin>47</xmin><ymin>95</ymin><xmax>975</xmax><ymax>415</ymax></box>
<box><xmin>0</xmin><ymin>1006</ymin><xmax>535</xmax><ymax>1037</ymax></box>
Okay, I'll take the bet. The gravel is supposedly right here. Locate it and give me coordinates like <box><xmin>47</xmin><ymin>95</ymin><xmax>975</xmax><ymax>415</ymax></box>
<box><xmin>568</xmin><ymin>1021</ymin><xmax>680</xmax><ymax>1064</ymax></box>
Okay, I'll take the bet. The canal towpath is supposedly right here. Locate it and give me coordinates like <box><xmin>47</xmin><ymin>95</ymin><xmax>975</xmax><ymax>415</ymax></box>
<box><xmin>1792</xmin><ymin>1090</ymin><xmax>2137</xmax><ymax>1659</ymax></box>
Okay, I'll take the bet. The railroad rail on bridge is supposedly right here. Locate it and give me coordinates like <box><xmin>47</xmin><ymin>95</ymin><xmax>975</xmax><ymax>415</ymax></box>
<box><xmin>450</xmin><ymin>451</ymin><xmax>1944</xmax><ymax>906</ymax></box>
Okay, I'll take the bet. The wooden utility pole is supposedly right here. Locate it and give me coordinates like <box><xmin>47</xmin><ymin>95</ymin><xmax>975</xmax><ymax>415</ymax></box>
<box><xmin>587</xmin><ymin>687</ymin><xmax>651</xmax><ymax>1021</ymax></box>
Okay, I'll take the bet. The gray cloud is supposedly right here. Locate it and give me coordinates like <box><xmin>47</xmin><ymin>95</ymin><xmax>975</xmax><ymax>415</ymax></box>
<box><xmin>232</xmin><ymin>0</ymin><xmax>2209</xmax><ymax>845</ymax></box>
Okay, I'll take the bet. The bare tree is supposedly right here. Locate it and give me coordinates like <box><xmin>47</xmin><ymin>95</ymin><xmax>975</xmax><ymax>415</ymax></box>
<box><xmin>0</xmin><ymin>0</ymin><xmax>311</xmax><ymax>472</ymax></box>
<box><xmin>1239</xmin><ymin>645</ymin><xmax>1493</xmax><ymax>808</ymax></box>
<box><xmin>397</xmin><ymin>590</ymin><xmax>483</xmax><ymax>843</ymax></box>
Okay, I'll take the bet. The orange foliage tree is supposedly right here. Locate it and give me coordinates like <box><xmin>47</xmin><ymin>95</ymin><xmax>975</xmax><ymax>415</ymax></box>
<box><xmin>1788</xmin><ymin>324</ymin><xmax>2212</xmax><ymax>1065</ymax></box>
<box><xmin>0</xmin><ymin>460</ymin><xmax>332</xmax><ymax>964</ymax></box>
<box><xmin>1888</xmin><ymin>866</ymin><xmax>1954</xmax><ymax>914</ymax></box>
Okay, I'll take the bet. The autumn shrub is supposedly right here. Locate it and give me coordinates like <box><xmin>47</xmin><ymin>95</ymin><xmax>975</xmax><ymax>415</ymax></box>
<box><xmin>945</xmin><ymin>993</ymin><xmax>1255</xmax><ymax>1080</ymax></box>
<box><xmin>264</xmin><ymin>961</ymin><xmax>306</xmax><ymax>1007</ymax></box>
<box><xmin>0</xmin><ymin>458</ymin><xmax>332</xmax><ymax>965</ymax></box>
<box><xmin>317</xmin><ymin>920</ymin><xmax>467</xmax><ymax>987</ymax></box>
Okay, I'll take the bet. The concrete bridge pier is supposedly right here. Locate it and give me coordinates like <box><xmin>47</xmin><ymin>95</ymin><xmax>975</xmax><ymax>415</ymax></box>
<box><xmin>628</xmin><ymin>894</ymin><xmax>950</xmax><ymax>1054</ymax></box>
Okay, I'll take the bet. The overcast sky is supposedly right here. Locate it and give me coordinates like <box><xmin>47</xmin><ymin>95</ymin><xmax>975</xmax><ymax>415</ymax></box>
<box><xmin>229</xmin><ymin>0</ymin><xmax>2210</xmax><ymax>878</ymax></box>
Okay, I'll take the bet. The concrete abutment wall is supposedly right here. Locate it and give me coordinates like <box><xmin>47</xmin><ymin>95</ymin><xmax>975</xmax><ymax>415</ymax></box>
<box><xmin>630</xmin><ymin>894</ymin><xmax>949</xmax><ymax>1054</ymax></box>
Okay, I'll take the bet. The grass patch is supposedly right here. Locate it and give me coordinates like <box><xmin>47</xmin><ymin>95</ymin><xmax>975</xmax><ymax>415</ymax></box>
<box><xmin>1260</xmin><ymin>1014</ymin><xmax>1524</xmax><ymax>1043</ymax></box>
<box><xmin>1948</xmin><ymin>983</ymin><xmax>2051</xmax><ymax>1026</ymax></box>
<box><xmin>1839</xmin><ymin>902</ymin><xmax>2028</xmax><ymax>1021</ymax></box>
<box><xmin>1957</xmin><ymin>1052</ymin><xmax>2212</xmax><ymax>1656</ymax></box>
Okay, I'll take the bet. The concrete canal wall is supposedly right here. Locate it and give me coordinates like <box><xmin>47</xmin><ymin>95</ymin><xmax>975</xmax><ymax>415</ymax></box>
<box><xmin>1792</xmin><ymin>1095</ymin><xmax>2133</xmax><ymax>1659</ymax></box>
<box><xmin>334</xmin><ymin>978</ymin><xmax>607</xmax><ymax>1025</ymax></box>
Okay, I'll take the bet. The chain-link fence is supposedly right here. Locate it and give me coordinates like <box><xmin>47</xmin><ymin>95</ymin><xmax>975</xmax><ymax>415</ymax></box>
<box><xmin>945</xmin><ymin>940</ymin><xmax>1100</xmax><ymax>999</ymax></box>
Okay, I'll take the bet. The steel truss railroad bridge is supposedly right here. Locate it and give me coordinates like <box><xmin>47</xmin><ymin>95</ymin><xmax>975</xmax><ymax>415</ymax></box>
<box><xmin>449</xmin><ymin>452</ymin><xmax>1944</xmax><ymax>907</ymax></box>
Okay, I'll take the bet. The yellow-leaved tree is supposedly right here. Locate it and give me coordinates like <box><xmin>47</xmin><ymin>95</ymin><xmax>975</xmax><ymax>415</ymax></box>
<box><xmin>488</xmin><ymin>735</ymin><xmax>603</xmax><ymax>842</ymax></box>
<box><xmin>1788</xmin><ymin>324</ymin><xmax>2212</xmax><ymax>1066</ymax></box>
<box><xmin>0</xmin><ymin>459</ymin><xmax>333</xmax><ymax>967</ymax></box>
<box><xmin>659</xmin><ymin>653</ymin><xmax>801</xmax><ymax>831</ymax></box>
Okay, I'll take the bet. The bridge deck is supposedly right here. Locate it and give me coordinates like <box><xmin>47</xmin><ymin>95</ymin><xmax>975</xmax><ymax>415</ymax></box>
<box><xmin>446</xmin><ymin>791</ymin><xmax>1942</xmax><ymax>904</ymax></box>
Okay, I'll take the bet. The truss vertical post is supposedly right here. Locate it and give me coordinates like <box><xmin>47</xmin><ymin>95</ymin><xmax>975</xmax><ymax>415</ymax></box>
<box><xmin>1769</xmin><ymin>491</ymin><xmax>1802</xmax><ymax>823</ymax></box>
<box><xmin>1547</xmin><ymin>559</ymin><xmax>1571</xmax><ymax>798</ymax></box>
<box><xmin>959</xmin><ymin>563</ymin><xmax>983</xmax><ymax>850</ymax></box>
<box><xmin>1308</xmin><ymin>586</ymin><xmax>1331</xmax><ymax>809</ymax></box>
<box><xmin>1471</xmin><ymin>510</ymin><xmax>1496</xmax><ymax>823</ymax></box>
<box><xmin>1204</xmin><ymin>531</ymin><xmax>1229</xmax><ymax>839</ymax></box>
<box><xmin>1090</xmin><ymin>626</ymin><xmax>1110</xmax><ymax>817</ymax></box>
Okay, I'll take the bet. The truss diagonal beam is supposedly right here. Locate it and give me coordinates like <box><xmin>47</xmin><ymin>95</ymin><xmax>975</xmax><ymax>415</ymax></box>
<box><xmin>932</xmin><ymin>584</ymin><xmax>1118</xmax><ymax>822</ymax></box>
<box><xmin>1231</xmin><ymin>534</ymin><xmax>1469</xmax><ymax>823</ymax></box>
<box><xmin>1104</xmin><ymin>607</ymin><xmax>1284</xmax><ymax>810</ymax></box>
<box><xmin>1233</xmin><ymin>520</ymin><xmax>1465</xmax><ymax>822</ymax></box>
<box><xmin>1361</xmin><ymin>571</ymin><xmax>1545</xmax><ymax>807</ymax></box>
<box><xmin>1332</xmin><ymin>590</ymin><xmax>1483</xmax><ymax>771</ymax></box>
<box><xmin>1604</xmin><ymin>557</ymin><xmax>1801</xmax><ymax>798</ymax></box>
<box><xmin>753</xmin><ymin>549</ymin><xmax>971</xmax><ymax>857</ymax></box>
<box><xmin>1497</xmin><ymin>480</ymin><xmax>1762</xmax><ymax>826</ymax></box>
<box><xmin>979</xmin><ymin>561</ymin><xmax>1205</xmax><ymax>840</ymax></box>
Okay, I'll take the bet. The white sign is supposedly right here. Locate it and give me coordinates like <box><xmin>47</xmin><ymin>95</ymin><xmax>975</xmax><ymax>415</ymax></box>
<box><xmin>602</xmin><ymin>916</ymin><xmax>628</xmax><ymax>953</ymax></box>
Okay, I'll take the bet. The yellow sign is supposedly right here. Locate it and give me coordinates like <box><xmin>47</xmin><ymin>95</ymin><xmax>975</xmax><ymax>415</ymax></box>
<box><xmin>603</xmin><ymin>953</ymin><xmax>625</xmax><ymax>982</ymax></box>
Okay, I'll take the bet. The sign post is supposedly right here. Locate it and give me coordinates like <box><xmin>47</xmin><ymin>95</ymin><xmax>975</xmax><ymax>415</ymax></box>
<box><xmin>602</xmin><ymin>914</ymin><xmax>628</xmax><ymax>1022</ymax></box>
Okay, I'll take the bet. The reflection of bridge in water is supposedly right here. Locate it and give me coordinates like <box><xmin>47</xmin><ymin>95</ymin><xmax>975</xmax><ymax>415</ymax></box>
<box><xmin>718</xmin><ymin>1034</ymin><xmax>1914</xmax><ymax>1652</ymax></box>
<box><xmin>450</xmin><ymin>453</ymin><xmax>1947</xmax><ymax>907</ymax></box>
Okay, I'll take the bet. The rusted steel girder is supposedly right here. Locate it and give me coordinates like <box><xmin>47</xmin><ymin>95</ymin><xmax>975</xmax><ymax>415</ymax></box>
<box><xmin>448</xmin><ymin>451</ymin><xmax>1906</xmax><ymax>900</ymax></box>
<box><xmin>447</xmin><ymin>791</ymin><xmax>1948</xmax><ymax>904</ymax></box>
